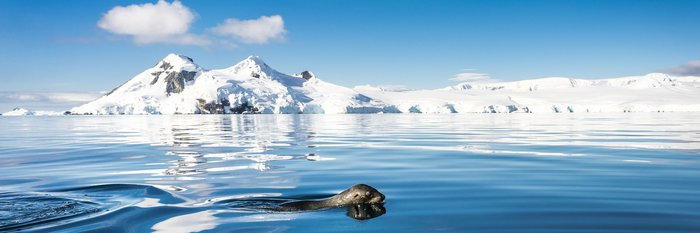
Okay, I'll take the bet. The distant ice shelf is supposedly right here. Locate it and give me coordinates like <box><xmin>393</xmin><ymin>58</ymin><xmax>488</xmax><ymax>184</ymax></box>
<box><xmin>1</xmin><ymin>108</ymin><xmax>64</xmax><ymax>116</ymax></box>
<box><xmin>358</xmin><ymin>73</ymin><xmax>700</xmax><ymax>113</ymax></box>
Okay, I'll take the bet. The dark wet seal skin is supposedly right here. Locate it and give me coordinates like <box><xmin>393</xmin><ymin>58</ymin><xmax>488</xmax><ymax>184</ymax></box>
<box><xmin>275</xmin><ymin>184</ymin><xmax>385</xmax><ymax>211</ymax></box>
<box><xmin>218</xmin><ymin>184</ymin><xmax>387</xmax><ymax>220</ymax></box>
<box><xmin>272</xmin><ymin>184</ymin><xmax>387</xmax><ymax>220</ymax></box>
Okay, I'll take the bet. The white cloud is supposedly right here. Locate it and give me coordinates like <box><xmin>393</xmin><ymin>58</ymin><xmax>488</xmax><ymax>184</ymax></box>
<box><xmin>98</xmin><ymin>0</ymin><xmax>210</xmax><ymax>46</ymax></box>
<box><xmin>5</xmin><ymin>94</ymin><xmax>42</xmax><ymax>101</ymax></box>
<box><xmin>666</xmin><ymin>60</ymin><xmax>700</xmax><ymax>76</ymax></box>
<box><xmin>210</xmin><ymin>15</ymin><xmax>286</xmax><ymax>44</ymax></box>
<box><xmin>449</xmin><ymin>71</ymin><xmax>498</xmax><ymax>83</ymax></box>
<box><xmin>43</xmin><ymin>92</ymin><xmax>103</xmax><ymax>102</ymax></box>
<box><xmin>97</xmin><ymin>1</ymin><xmax>287</xmax><ymax>47</ymax></box>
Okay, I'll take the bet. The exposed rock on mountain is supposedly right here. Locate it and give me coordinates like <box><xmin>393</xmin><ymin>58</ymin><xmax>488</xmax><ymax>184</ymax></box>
<box><xmin>71</xmin><ymin>54</ymin><xmax>385</xmax><ymax>114</ymax></box>
<box><xmin>67</xmin><ymin>54</ymin><xmax>700</xmax><ymax>115</ymax></box>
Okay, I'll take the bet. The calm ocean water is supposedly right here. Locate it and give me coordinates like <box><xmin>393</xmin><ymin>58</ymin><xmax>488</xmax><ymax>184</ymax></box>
<box><xmin>1</xmin><ymin>114</ymin><xmax>699</xmax><ymax>232</ymax></box>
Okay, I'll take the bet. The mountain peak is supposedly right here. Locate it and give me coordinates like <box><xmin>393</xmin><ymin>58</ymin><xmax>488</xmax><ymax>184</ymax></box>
<box><xmin>235</xmin><ymin>55</ymin><xmax>268</xmax><ymax>68</ymax></box>
<box><xmin>244</xmin><ymin>55</ymin><xmax>266</xmax><ymax>64</ymax></box>
<box><xmin>643</xmin><ymin>73</ymin><xmax>671</xmax><ymax>79</ymax></box>
<box><xmin>157</xmin><ymin>53</ymin><xmax>195</xmax><ymax>67</ymax></box>
<box><xmin>223</xmin><ymin>55</ymin><xmax>276</xmax><ymax>76</ymax></box>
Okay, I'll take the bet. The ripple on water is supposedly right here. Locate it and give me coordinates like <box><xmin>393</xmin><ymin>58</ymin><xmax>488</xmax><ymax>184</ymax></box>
<box><xmin>0</xmin><ymin>192</ymin><xmax>102</xmax><ymax>231</ymax></box>
<box><xmin>1</xmin><ymin>114</ymin><xmax>700</xmax><ymax>232</ymax></box>
<box><xmin>0</xmin><ymin>184</ymin><xmax>194</xmax><ymax>231</ymax></box>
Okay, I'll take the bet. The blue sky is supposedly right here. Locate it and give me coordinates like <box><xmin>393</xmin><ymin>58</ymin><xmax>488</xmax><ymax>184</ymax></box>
<box><xmin>1</xmin><ymin>0</ymin><xmax>700</xmax><ymax>111</ymax></box>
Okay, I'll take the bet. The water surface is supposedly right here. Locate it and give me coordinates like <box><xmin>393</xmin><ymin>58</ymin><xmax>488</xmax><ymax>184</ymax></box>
<box><xmin>1</xmin><ymin>114</ymin><xmax>699</xmax><ymax>232</ymax></box>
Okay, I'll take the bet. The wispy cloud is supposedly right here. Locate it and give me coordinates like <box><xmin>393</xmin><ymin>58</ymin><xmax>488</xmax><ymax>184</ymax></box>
<box><xmin>449</xmin><ymin>70</ymin><xmax>499</xmax><ymax>83</ymax></box>
<box><xmin>98</xmin><ymin>0</ymin><xmax>210</xmax><ymax>46</ymax></box>
<box><xmin>665</xmin><ymin>60</ymin><xmax>700</xmax><ymax>76</ymax></box>
<box><xmin>0</xmin><ymin>92</ymin><xmax>102</xmax><ymax>112</ymax></box>
<box><xmin>210</xmin><ymin>15</ymin><xmax>286</xmax><ymax>44</ymax></box>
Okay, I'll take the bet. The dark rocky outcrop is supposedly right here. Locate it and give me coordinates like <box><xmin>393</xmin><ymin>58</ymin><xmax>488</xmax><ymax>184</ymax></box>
<box><xmin>196</xmin><ymin>99</ymin><xmax>223</xmax><ymax>114</ymax></box>
<box><xmin>159</xmin><ymin>62</ymin><xmax>174</xmax><ymax>70</ymax></box>
<box><xmin>194</xmin><ymin>98</ymin><xmax>261</xmax><ymax>115</ymax></box>
<box><xmin>230</xmin><ymin>102</ymin><xmax>260</xmax><ymax>114</ymax></box>
<box><xmin>165</xmin><ymin>71</ymin><xmax>198</xmax><ymax>95</ymax></box>
<box><xmin>150</xmin><ymin>71</ymin><xmax>164</xmax><ymax>85</ymax></box>
<box><xmin>506</xmin><ymin>105</ymin><xmax>519</xmax><ymax>113</ymax></box>
<box><xmin>301</xmin><ymin>71</ymin><xmax>314</xmax><ymax>80</ymax></box>
<box><xmin>195</xmin><ymin>99</ymin><xmax>230</xmax><ymax>114</ymax></box>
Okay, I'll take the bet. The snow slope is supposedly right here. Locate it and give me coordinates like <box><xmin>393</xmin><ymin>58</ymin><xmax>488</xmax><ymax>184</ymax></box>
<box><xmin>70</xmin><ymin>54</ymin><xmax>700</xmax><ymax>115</ymax></box>
<box><xmin>71</xmin><ymin>54</ymin><xmax>385</xmax><ymax>114</ymax></box>
<box><xmin>358</xmin><ymin>73</ymin><xmax>700</xmax><ymax>113</ymax></box>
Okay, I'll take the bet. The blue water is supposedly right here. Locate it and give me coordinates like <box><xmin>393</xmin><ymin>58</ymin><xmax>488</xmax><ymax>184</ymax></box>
<box><xmin>1</xmin><ymin>114</ymin><xmax>699</xmax><ymax>232</ymax></box>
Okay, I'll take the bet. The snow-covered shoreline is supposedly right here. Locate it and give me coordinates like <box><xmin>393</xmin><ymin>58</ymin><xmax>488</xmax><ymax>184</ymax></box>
<box><xmin>357</xmin><ymin>73</ymin><xmax>700</xmax><ymax>113</ymax></box>
<box><xmin>5</xmin><ymin>54</ymin><xmax>700</xmax><ymax>116</ymax></box>
<box><xmin>1</xmin><ymin>108</ymin><xmax>64</xmax><ymax>116</ymax></box>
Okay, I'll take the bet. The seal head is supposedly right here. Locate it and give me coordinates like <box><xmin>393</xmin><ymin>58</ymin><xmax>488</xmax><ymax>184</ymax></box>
<box><xmin>330</xmin><ymin>184</ymin><xmax>385</xmax><ymax>206</ymax></box>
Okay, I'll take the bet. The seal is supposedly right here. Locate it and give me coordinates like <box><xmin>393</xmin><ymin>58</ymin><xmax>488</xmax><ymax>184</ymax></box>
<box><xmin>276</xmin><ymin>184</ymin><xmax>385</xmax><ymax>211</ymax></box>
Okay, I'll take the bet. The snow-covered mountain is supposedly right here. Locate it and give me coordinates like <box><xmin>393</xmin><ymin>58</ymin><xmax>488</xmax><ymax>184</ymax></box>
<box><xmin>68</xmin><ymin>54</ymin><xmax>700</xmax><ymax>115</ymax></box>
<box><xmin>2</xmin><ymin>108</ymin><xmax>63</xmax><ymax>116</ymax></box>
<box><xmin>443</xmin><ymin>73</ymin><xmax>700</xmax><ymax>91</ymax></box>
<box><xmin>71</xmin><ymin>54</ymin><xmax>386</xmax><ymax>114</ymax></box>
<box><xmin>358</xmin><ymin>73</ymin><xmax>700</xmax><ymax>113</ymax></box>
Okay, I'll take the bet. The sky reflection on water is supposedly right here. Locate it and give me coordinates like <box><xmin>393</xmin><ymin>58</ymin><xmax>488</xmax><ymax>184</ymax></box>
<box><xmin>1</xmin><ymin>114</ymin><xmax>699</xmax><ymax>232</ymax></box>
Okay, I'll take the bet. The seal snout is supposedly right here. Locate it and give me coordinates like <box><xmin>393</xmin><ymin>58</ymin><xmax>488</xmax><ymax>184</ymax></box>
<box><xmin>352</xmin><ymin>184</ymin><xmax>384</xmax><ymax>204</ymax></box>
<box><xmin>371</xmin><ymin>192</ymin><xmax>385</xmax><ymax>204</ymax></box>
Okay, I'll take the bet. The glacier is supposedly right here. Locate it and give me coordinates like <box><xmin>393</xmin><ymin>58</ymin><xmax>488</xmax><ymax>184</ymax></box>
<box><xmin>52</xmin><ymin>54</ymin><xmax>700</xmax><ymax>115</ymax></box>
